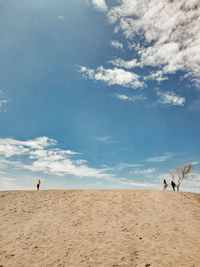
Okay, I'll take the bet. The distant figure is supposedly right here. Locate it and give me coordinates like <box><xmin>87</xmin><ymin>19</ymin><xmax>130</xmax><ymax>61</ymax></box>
<box><xmin>163</xmin><ymin>179</ymin><xmax>168</xmax><ymax>190</ymax></box>
<box><xmin>171</xmin><ymin>180</ymin><xmax>176</xmax><ymax>191</ymax></box>
<box><xmin>37</xmin><ymin>179</ymin><xmax>41</xmax><ymax>190</ymax></box>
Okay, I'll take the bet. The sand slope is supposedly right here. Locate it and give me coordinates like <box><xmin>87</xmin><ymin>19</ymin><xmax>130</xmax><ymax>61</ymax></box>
<box><xmin>0</xmin><ymin>190</ymin><xmax>200</xmax><ymax>267</ymax></box>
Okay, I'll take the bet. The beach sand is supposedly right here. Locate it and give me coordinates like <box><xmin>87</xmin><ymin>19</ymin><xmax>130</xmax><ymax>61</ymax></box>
<box><xmin>0</xmin><ymin>190</ymin><xmax>200</xmax><ymax>267</ymax></box>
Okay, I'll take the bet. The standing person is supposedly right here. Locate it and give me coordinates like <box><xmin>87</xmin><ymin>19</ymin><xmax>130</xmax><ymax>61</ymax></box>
<box><xmin>171</xmin><ymin>180</ymin><xmax>176</xmax><ymax>191</ymax></box>
<box><xmin>37</xmin><ymin>179</ymin><xmax>41</xmax><ymax>190</ymax></box>
<box><xmin>163</xmin><ymin>179</ymin><xmax>168</xmax><ymax>190</ymax></box>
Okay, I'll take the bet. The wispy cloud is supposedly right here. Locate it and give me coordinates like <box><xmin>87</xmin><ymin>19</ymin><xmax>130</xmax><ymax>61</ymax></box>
<box><xmin>191</xmin><ymin>161</ymin><xmax>199</xmax><ymax>165</ymax></box>
<box><xmin>94</xmin><ymin>136</ymin><xmax>116</xmax><ymax>143</ymax></box>
<box><xmin>101</xmin><ymin>162</ymin><xmax>143</xmax><ymax>172</ymax></box>
<box><xmin>0</xmin><ymin>99</ymin><xmax>9</xmax><ymax>106</ymax></box>
<box><xmin>133</xmin><ymin>168</ymin><xmax>156</xmax><ymax>175</ymax></box>
<box><xmin>0</xmin><ymin>90</ymin><xmax>10</xmax><ymax>112</ymax></box>
<box><xmin>157</xmin><ymin>91</ymin><xmax>185</xmax><ymax>106</ymax></box>
<box><xmin>116</xmin><ymin>163</ymin><xmax>143</xmax><ymax>170</ymax></box>
<box><xmin>146</xmin><ymin>153</ymin><xmax>174</xmax><ymax>163</ymax></box>
<box><xmin>79</xmin><ymin>65</ymin><xmax>144</xmax><ymax>89</ymax></box>
<box><xmin>111</xmin><ymin>40</ymin><xmax>123</xmax><ymax>50</ymax></box>
<box><xmin>0</xmin><ymin>137</ymin><xmax>114</xmax><ymax>179</ymax></box>
<box><xmin>116</xmin><ymin>93</ymin><xmax>146</xmax><ymax>102</ymax></box>
<box><xmin>144</xmin><ymin>71</ymin><xmax>168</xmax><ymax>82</ymax></box>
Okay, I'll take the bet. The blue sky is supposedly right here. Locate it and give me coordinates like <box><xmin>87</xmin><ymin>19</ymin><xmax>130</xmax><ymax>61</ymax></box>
<box><xmin>0</xmin><ymin>0</ymin><xmax>200</xmax><ymax>192</ymax></box>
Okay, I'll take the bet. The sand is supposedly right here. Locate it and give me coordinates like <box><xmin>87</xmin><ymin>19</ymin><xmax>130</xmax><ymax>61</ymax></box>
<box><xmin>0</xmin><ymin>190</ymin><xmax>200</xmax><ymax>267</ymax></box>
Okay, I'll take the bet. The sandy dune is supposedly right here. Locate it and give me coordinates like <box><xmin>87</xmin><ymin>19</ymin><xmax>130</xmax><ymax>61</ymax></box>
<box><xmin>0</xmin><ymin>190</ymin><xmax>200</xmax><ymax>267</ymax></box>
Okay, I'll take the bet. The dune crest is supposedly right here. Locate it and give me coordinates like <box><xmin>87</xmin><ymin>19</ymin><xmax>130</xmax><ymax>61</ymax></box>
<box><xmin>0</xmin><ymin>190</ymin><xmax>200</xmax><ymax>266</ymax></box>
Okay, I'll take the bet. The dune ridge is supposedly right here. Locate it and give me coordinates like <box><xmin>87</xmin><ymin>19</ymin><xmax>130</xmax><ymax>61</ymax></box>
<box><xmin>0</xmin><ymin>190</ymin><xmax>200</xmax><ymax>267</ymax></box>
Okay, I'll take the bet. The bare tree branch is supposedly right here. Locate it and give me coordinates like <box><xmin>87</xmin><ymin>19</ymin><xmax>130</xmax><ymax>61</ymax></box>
<box><xmin>169</xmin><ymin>163</ymin><xmax>194</xmax><ymax>191</ymax></box>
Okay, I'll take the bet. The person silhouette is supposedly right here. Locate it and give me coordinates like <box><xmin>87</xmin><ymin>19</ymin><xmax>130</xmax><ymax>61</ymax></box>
<box><xmin>163</xmin><ymin>179</ymin><xmax>168</xmax><ymax>190</ymax></box>
<box><xmin>37</xmin><ymin>179</ymin><xmax>41</xmax><ymax>190</ymax></box>
<box><xmin>171</xmin><ymin>180</ymin><xmax>176</xmax><ymax>191</ymax></box>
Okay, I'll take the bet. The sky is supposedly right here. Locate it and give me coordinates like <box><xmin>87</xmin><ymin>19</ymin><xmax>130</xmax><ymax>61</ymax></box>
<box><xmin>0</xmin><ymin>0</ymin><xmax>200</xmax><ymax>192</ymax></box>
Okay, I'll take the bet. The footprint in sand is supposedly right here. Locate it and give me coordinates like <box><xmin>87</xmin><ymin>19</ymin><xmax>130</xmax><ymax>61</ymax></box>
<box><xmin>121</xmin><ymin>257</ymin><xmax>127</xmax><ymax>262</ymax></box>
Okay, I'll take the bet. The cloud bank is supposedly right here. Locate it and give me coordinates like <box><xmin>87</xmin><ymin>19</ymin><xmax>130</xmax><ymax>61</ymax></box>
<box><xmin>106</xmin><ymin>0</ymin><xmax>200</xmax><ymax>86</ymax></box>
<box><xmin>0</xmin><ymin>137</ymin><xmax>112</xmax><ymax>179</ymax></box>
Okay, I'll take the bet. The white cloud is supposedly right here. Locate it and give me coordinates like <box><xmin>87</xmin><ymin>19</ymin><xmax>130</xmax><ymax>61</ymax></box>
<box><xmin>79</xmin><ymin>65</ymin><xmax>144</xmax><ymax>89</ymax></box>
<box><xmin>111</xmin><ymin>40</ymin><xmax>123</xmax><ymax>50</ymax></box>
<box><xmin>92</xmin><ymin>0</ymin><xmax>108</xmax><ymax>12</ymax></box>
<box><xmin>0</xmin><ymin>139</ymin><xmax>30</xmax><ymax>157</ymax></box>
<box><xmin>0</xmin><ymin>137</ymin><xmax>113</xmax><ymax>179</ymax></box>
<box><xmin>116</xmin><ymin>93</ymin><xmax>146</xmax><ymax>101</ymax></box>
<box><xmin>146</xmin><ymin>153</ymin><xmax>174</xmax><ymax>163</ymax></box>
<box><xmin>109</xmin><ymin>58</ymin><xmax>139</xmax><ymax>69</ymax></box>
<box><xmin>105</xmin><ymin>0</ymin><xmax>200</xmax><ymax>86</ymax></box>
<box><xmin>116</xmin><ymin>94</ymin><xmax>129</xmax><ymax>101</ymax></box>
<box><xmin>157</xmin><ymin>91</ymin><xmax>185</xmax><ymax>106</ymax></box>
<box><xmin>79</xmin><ymin>66</ymin><xmax>95</xmax><ymax>80</ymax></box>
<box><xmin>58</xmin><ymin>16</ymin><xmax>64</xmax><ymax>20</ymax></box>
<box><xmin>23</xmin><ymin>158</ymin><xmax>110</xmax><ymax>178</ymax></box>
